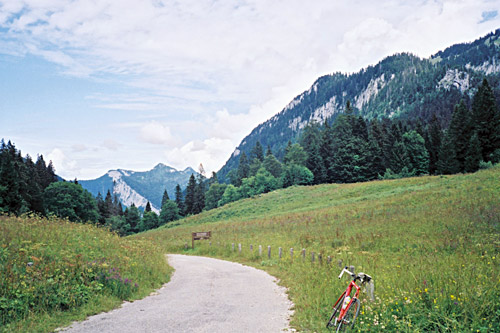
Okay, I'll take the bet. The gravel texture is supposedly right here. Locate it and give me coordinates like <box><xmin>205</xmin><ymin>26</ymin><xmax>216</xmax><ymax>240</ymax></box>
<box><xmin>62</xmin><ymin>254</ymin><xmax>293</xmax><ymax>332</ymax></box>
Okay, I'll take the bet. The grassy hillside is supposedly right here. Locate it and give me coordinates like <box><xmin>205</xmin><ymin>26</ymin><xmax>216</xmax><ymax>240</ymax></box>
<box><xmin>0</xmin><ymin>215</ymin><xmax>171</xmax><ymax>332</ymax></box>
<box><xmin>135</xmin><ymin>165</ymin><xmax>500</xmax><ymax>332</ymax></box>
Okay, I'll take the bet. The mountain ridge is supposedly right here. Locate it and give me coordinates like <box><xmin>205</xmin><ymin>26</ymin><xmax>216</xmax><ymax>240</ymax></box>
<box><xmin>217</xmin><ymin>29</ymin><xmax>500</xmax><ymax>181</ymax></box>
<box><xmin>79</xmin><ymin>163</ymin><xmax>196</xmax><ymax>213</ymax></box>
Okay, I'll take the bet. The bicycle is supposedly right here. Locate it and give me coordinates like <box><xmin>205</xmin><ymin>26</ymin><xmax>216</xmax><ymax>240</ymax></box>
<box><xmin>326</xmin><ymin>266</ymin><xmax>373</xmax><ymax>331</ymax></box>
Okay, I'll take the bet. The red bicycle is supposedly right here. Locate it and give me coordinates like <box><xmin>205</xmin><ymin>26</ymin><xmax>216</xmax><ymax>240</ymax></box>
<box><xmin>326</xmin><ymin>267</ymin><xmax>372</xmax><ymax>331</ymax></box>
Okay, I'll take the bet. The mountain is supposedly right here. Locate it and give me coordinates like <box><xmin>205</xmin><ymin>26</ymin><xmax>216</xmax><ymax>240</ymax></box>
<box><xmin>217</xmin><ymin>29</ymin><xmax>500</xmax><ymax>181</ymax></box>
<box><xmin>79</xmin><ymin>163</ymin><xmax>196</xmax><ymax>213</ymax></box>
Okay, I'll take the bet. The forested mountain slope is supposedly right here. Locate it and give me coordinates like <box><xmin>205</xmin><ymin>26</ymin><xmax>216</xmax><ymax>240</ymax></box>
<box><xmin>218</xmin><ymin>29</ymin><xmax>500</xmax><ymax>181</ymax></box>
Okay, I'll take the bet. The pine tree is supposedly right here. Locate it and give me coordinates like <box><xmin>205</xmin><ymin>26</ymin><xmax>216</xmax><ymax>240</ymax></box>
<box><xmin>124</xmin><ymin>203</ymin><xmax>141</xmax><ymax>234</ymax></box>
<box><xmin>174</xmin><ymin>184</ymin><xmax>185</xmax><ymax>216</ymax></box>
<box><xmin>184</xmin><ymin>174</ymin><xmax>196</xmax><ymax>215</ymax></box>
<box><xmin>159</xmin><ymin>200</ymin><xmax>180</xmax><ymax>225</ymax></box>
<box><xmin>426</xmin><ymin>114</ymin><xmax>442</xmax><ymax>174</ymax></box>
<box><xmin>248</xmin><ymin>158</ymin><xmax>262</xmax><ymax>177</ymax></box>
<box><xmin>320</xmin><ymin>120</ymin><xmax>335</xmax><ymax>183</ymax></box>
<box><xmin>448</xmin><ymin>101</ymin><xmax>473</xmax><ymax>172</ymax></box>
<box><xmin>193</xmin><ymin>174</ymin><xmax>206</xmax><ymax>214</ymax></box>
<box><xmin>283</xmin><ymin>143</ymin><xmax>307</xmax><ymax>166</ymax></box>
<box><xmin>0</xmin><ymin>141</ymin><xmax>23</xmax><ymax>214</ymax></box>
<box><xmin>437</xmin><ymin>131</ymin><xmax>460</xmax><ymax>175</ymax></box>
<box><xmin>472</xmin><ymin>78</ymin><xmax>500</xmax><ymax>162</ymax></box>
<box><xmin>145</xmin><ymin>201</ymin><xmax>152</xmax><ymax>213</ymax></box>
<box><xmin>113</xmin><ymin>194</ymin><xmax>123</xmax><ymax>216</ymax></box>
<box><xmin>300</xmin><ymin>121</ymin><xmax>325</xmax><ymax>184</ymax></box>
<box><xmin>263</xmin><ymin>152</ymin><xmax>283</xmax><ymax>178</ymax></box>
<box><xmin>250</xmin><ymin>141</ymin><xmax>264</xmax><ymax>162</ymax></box>
<box><xmin>161</xmin><ymin>190</ymin><xmax>170</xmax><ymax>208</ymax></box>
<box><xmin>236</xmin><ymin>152</ymin><xmax>249</xmax><ymax>185</ymax></box>
<box><xmin>24</xmin><ymin>155</ymin><xmax>44</xmax><ymax>213</ymax></box>
<box><xmin>464</xmin><ymin>132</ymin><xmax>482</xmax><ymax>172</ymax></box>
<box><xmin>402</xmin><ymin>130</ymin><xmax>429</xmax><ymax>175</ymax></box>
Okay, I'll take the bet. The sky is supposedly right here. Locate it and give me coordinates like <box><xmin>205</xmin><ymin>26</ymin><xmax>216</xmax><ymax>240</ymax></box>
<box><xmin>1</xmin><ymin>0</ymin><xmax>500</xmax><ymax>180</ymax></box>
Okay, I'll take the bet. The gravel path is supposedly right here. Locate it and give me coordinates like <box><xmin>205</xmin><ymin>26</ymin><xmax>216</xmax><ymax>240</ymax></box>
<box><xmin>62</xmin><ymin>254</ymin><xmax>293</xmax><ymax>332</ymax></box>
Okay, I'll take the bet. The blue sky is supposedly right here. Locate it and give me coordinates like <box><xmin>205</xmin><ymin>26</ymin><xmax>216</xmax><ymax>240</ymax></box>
<box><xmin>1</xmin><ymin>0</ymin><xmax>499</xmax><ymax>180</ymax></box>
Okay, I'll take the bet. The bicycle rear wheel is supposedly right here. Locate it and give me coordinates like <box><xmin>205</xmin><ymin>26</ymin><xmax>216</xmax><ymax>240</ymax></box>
<box><xmin>336</xmin><ymin>298</ymin><xmax>360</xmax><ymax>332</ymax></box>
<box><xmin>326</xmin><ymin>293</ymin><xmax>345</xmax><ymax>329</ymax></box>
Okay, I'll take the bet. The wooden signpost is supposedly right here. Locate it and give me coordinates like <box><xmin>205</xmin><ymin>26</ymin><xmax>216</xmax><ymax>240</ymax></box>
<box><xmin>192</xmin><ymin>231</ymin><xmax>211</xmax><ymax>249</ymax></box>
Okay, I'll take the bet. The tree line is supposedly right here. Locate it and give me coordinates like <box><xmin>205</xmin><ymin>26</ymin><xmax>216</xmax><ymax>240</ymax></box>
<box><xmin>199</xmin><ymin>78</ymin><xmax>499</xmax><ymax>210</ymax></box>
<box><xmin>2</xmin><ymin>78</ymin><xmax>498</xmax><ymax>233</ymax></box>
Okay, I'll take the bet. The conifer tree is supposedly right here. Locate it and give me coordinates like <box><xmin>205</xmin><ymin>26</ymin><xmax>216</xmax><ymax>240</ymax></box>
<box><xmin>113</xmin><ymin>194</ymin><xmax>123</xmax><ymax>216</ymax></box>
<box><xmin>174</xmin><ymin>184</ymin><xmax>185</xmax><ymax>216</ymax></box>
<box><xmin>402</xmin><ymin>130</ymin><xmax>429</xmax><ymax>175</ymax></box>
<box><xmin>145</xmin><ymin>201</ymin><xmax>152</xmax><ymax>213</ymax></box>
<box><xmin>159</xmin><ymin>200</ymin><xmax>180</xmax><ymax>225</ymax></box>
<box><xmin>263</xmin><ymin>152</ymin><xmax>283</xmax><ymax>178</ymax></box>
<box><xmin>193</xmin><ymin>173</ymin><xmax>206</xmax><ymax>214</ymax></box>
<box><xmin>250</xmin><ymin>141</ymin><xmax>264</xmax><ymax>162</ymax></box>
<box><xmin>426</xmin><ymin>114</ymin><xmax>442</xmax><ymax>174</ymax></box>
<box><xmin>236</xmin><ymin>152</ymin><xmax>250</xmax><ymax>185</ymax></box>
<box><xmin>437</xmin><ymin>132</ymin><xmax>460</xmax><ymax>175</ymax></box>
<box><xmin>320</xmin><ymin>121</ymin><xmax>335</xmax><ymax>183</ymax></box>
<box><xmin>124</xmin><ymin>203</ymin><xmax>141</xmax><ymax>234</ymax></box>
<box><xmin>300</xmin><ymin>121</ymin><xmax>325</xmax><ymax>184</ymax></box>
<box><xmin>464</xmin><ymin>132</ymin><xmax>482</xmax><ymax>172</ymax></box>
<box><xmin>248</xmin><ymin>158</ymin><xmax>262</xmax><ymax>177</ymax></box>
<box><xmin>472</xmin><ymin>78</ymin><xmax>500</xmax><ymax>162</ymax></box>
<box><xmin>184</xmin><ymin>174</ymin><xmax>197</xmax><ymax>215</ymax></box>
<box><xmin>161</xmin><ymin>190</ymin><xmax>170</xmax><ymax>208</ymax></box>
<box><xmin>448</xmin><ymin>101</ymin><xmax>473</xmax><ymax>172</ymax></box>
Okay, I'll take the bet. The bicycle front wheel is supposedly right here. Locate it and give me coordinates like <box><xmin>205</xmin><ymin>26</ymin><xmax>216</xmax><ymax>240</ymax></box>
<box><xmin>326</xmin><ymin>293</ymin><xmax>345</xmax><ymax>329</ymax></box>
<box><xmin>336</xmin><ymin>298</ymin><xmax>360</xmax><ymax>332</ymax></box>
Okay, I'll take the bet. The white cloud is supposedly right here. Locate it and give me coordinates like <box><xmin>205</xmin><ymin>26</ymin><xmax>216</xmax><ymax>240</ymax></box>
<box><xmin>101</xmin><ymin>139</ymin><xmax>121</xmax><ymax>151</ymax></box>
<box><xmin>2</xmin><ymin>0</ymin><xmax>500</xmax><ymax>178</ymax></box>
<box><xmin>165</xmin><ymin>137</ymin><xmax>236</xmax><ymax>175</ymax></box>
<box><xmin>47</xmin><ymin>147</ymin><xmax>79</xmax><ymax>178</ymax></box>
<box><xmin>139</xmin><ymin>120</ymin><xmax>175</xmax><ymax>145</ymax></box>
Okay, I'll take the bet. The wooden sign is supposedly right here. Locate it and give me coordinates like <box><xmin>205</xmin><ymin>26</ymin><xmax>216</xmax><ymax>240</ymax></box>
<box><xmin>192</xmin><ymin>231</ymin><xmax>211</xmax><ymax>249</ymax></box>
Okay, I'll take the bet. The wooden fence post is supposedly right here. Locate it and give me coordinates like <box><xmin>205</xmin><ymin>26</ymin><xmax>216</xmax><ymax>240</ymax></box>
<box><xmin>318</xmin><ymin>253</ymin><xmax>323</xmax><ymax>264</ymax></box>
<box><xmin>259</xmin><ymin>245</ymin><xmax>262</xmax><ymax>256</ymax></box>
<box><xmin>327</xmin><ymin>256</ymin><xmax>332</xmax><ymax>265</ymax></box>
<box><xmin>302</xmin><ymin>248</ymin><xmax>306</xmax><ymax>261</ymax></box>
<box><xmin>279</xmin><ymin>247</ymin><xmax>282</xmax><ymax>259</ymax></box>
<box><xmin>238</xmin><ymin>243</ymin><xmax>242</xmax><ymax>254</ymax></box>
<box><xmin>268</xmin><ymin>245</ymin><xmax>271</xmax><ymax>259</ymax></box>
<box><xmin>311</xmin><ymin>252</ymin><xmax>315</xmax><ymax>263</ymax></box>
<box><xmin>250</xmin><ymin>244</ymin><xmax>253</xmax><ymax>251</ymax></box>
<box><xmin>290</xmin><ymin>248</ymin><xmax>294</xmax><ymax>261</ymax></box>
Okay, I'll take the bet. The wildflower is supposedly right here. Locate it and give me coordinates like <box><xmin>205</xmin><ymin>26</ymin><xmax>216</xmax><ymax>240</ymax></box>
<box><xmin>424</xmin><ymin>288</ymin><xmax>428</xmax><ymax>293</ymax></box>
<box><xmin>450</xmin><ymin>295</ymin><xmax>455</xmax><ymax>300</ymax></box>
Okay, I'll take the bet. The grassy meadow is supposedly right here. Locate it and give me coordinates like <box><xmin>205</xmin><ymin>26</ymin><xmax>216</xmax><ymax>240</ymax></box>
<box><xmin>135</xmin><ymin>165</ymin><xmax>500</xmax><ymax>332</ymax></box>
<box><xmin>0</xmin><ymin>215</ymin><xmax>171</xmax><ymax>332</ymax></box>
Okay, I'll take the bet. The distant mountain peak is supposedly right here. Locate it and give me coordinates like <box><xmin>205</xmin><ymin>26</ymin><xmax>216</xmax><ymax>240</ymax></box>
<box><xmin>80</xmin><ymin>163</ymin><xmax>196</xmax><ymax>213</ymax></box>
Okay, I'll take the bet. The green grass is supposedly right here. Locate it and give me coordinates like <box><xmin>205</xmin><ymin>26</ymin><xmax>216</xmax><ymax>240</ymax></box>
<box><xmin>0</xmin><ymin>215</ymin><xmax>172</xmax><ymax>332</ymax></box>
<box><xmin>135</xmin><ymin>165</ymin><xmax>500</xmax><ymax>332</ymax></box>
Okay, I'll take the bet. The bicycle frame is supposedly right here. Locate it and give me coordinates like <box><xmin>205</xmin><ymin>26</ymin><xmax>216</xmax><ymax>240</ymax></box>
<box><xmin>337</xmin><ymin>279</ymin><xmax>361</xmax><ymax>320</ymax></box>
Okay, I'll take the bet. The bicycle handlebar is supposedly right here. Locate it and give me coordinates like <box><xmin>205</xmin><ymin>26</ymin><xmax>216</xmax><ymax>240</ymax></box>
<box><xmin>338</xmin><ymin>266</ymin><xmax>355</xmax><ymax>279</ymax></box>
<box><xmin>338</xmin><ymin>266</ymin><xmax>373</xmax><ymax>284</ymax></box>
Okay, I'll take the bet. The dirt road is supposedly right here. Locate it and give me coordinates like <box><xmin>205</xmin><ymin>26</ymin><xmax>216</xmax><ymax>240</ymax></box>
<box><xmin>62</xmin><ymin>254</ymin><xmax>293</xmax><ymax>332</ymax></box>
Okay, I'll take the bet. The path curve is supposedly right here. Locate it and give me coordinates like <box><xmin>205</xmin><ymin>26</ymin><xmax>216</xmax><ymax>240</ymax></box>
<box><xmin>62</xmin><ymin>254</ymin><xmax>293</xmax><ymax>332</ymax></box>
